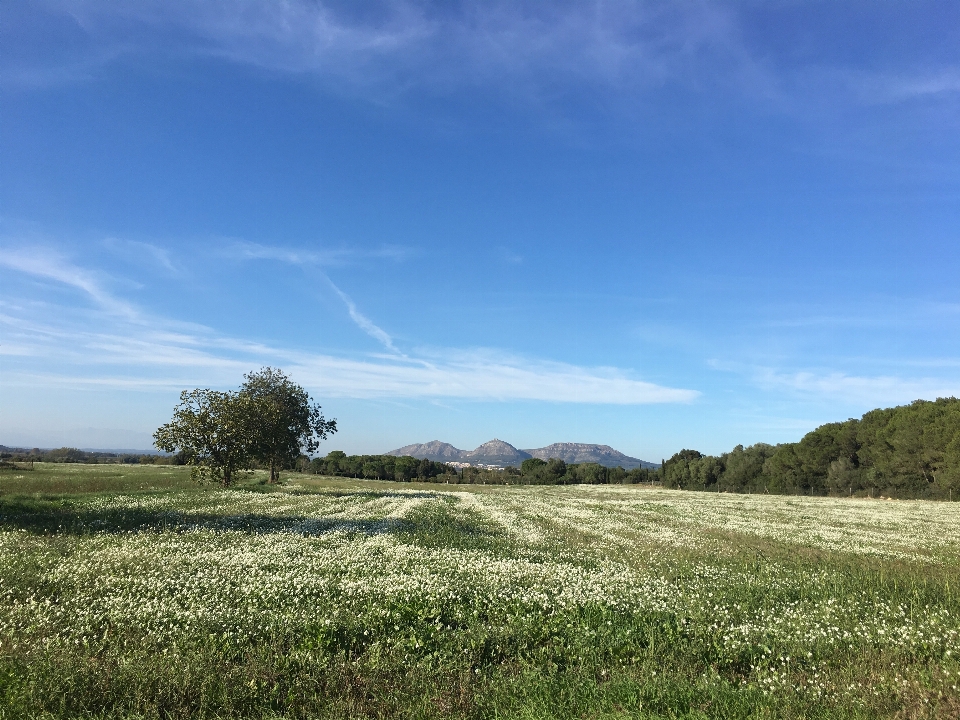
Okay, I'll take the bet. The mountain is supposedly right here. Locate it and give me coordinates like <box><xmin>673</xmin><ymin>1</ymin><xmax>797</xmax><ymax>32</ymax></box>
<box><xmin>463</xmin><ymin>439</ymin><xmax>531</xmax><ymax>466</ymax></box>
<box><xmin>385</xmin><ymin>441</ymin><xmax>463</xmax><ymax>462</ymax></box>
<box><xmin>522</xmin><ymin>443</ymin><xmax>656</xmax><ymax>470</ymax></box>
<box><xmin>385</xmin><ymin>439</ymin><xmax>657</xmax><ymax>469</ymax></box>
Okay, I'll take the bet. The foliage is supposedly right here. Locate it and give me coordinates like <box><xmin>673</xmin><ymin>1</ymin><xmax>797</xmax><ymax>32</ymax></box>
<box><xmin>153</xmin><ymin>368</ymin><xmax>336</xmax><ymax>487</ymax></box>
<box><xmin>0</xmin><ymin>446</ymin><xmax>181</xmax><ymax>465</ymax></box>
<box><xmin>308</xmin><ymin>451</ymin><xmax>660</xmax><ymax>486</ymax></box>
<box><xmin>153</xmin><ymin>389</ymin><xmax>256</xmax><ymax>486</ymax></box>
<box><xmin>309</xmin><ymin>452</ymin><xmax>455</xmax><ymax>482</ymax></box>
<box><xmin>663</xmin><ymin>397</ymin><xmax>960</xmax><ymax>499</ymax></box>
<box><xmin>520</xmin><ymin>457</ymin><xmax>546</xmax><ymax>474</ymax></box>
<box><xmin>240</xmin><ymin>367</ymin><xmax>337</xmax><ymax>483</ymax></box>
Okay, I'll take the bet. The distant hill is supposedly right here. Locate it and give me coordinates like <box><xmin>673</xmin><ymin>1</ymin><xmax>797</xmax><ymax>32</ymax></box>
<box><xmin>463</xmin><ymin>439</ymin><xmax>531</xmax><ymax>466</ymax></box>
<box><xmin>523</xmin><ymin>443</ymin><xmax>656</xmax><ymax>470</ymax></box>
<box><xmin>386</xmin><ymin>441</ymin><xmax>463</xmax><ymax>462</ymax></box>
<box><xmin>385</xmin><ymin>439</ymin><xmax>657</xmax><ymax>469</ymax></box>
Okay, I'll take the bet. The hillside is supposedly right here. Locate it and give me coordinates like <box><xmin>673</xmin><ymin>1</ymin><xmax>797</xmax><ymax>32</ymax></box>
<box><xmin>386</xmin><ymin>439</ymin><xmax>656</xmax><ymax>468</ymax></box>
<box><xmin>385</xmin><ymin>441</ymin><xmax>463</xmax><ymax>462</ymax></box>
<box><xmin>463</xmin><ymin>439</ymin><xmax>531</xmax><ymax>466</ymax></box>
<box><xmin>523</xmin><ymin>443</ymin><xmax>655</xmax><ymax>470</ymax></box>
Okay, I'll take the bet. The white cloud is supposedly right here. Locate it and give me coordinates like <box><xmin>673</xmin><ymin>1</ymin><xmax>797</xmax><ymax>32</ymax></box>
<box><xmin>12</xmin><ymin>0</ymin><xmax>959</xmax><ymax>126</ymax></box>
<box><xmin>0</xmin><ymin>248</ymin><xmax>697</xmax><ymax>404</ymax></box>
<box><xmin>102</xmin><ymin>238</ymin><xmax>177</xmax><ymax>272</ymax></box>
<box><xmin>2</xmin><ymin>316</ymin><xmax>697</xmax><ymax>403</ymax></box>
<box><xmin>22</xmin><ymin>0</ymin><xmax>755</xmax><ymax>102</ymax></box>
<box><xmin>231</xmin><ymin>241</ymin><xmax>413</xmax><ymax>267</ymax></box>
<box><xmin>891</xmin><ymin>69</ymin><xmax>960</xmax><ymax>99</ymax></box>
<box><xmin>228</xmin><ymin>241</ymin><xmax>405</xmax><ymax>354</ymax></box>
<box><xmin>325</xmin><ymin>280</ymin><xmax>402</xmax><ymax>356</ymax></box>
<box><xmin>0</xmin><ymin>246</ymin><xmax>139</xmax><ymax>319</ymax></box>
<box><xmin>756</xmin><ymin>368</ymin><xmax>960</xmax><ymax>407</ymax></box>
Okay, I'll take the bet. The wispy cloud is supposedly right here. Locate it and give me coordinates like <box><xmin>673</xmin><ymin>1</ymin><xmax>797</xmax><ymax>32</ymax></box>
<box><xmin>1</xmin><ymin>313</ymin><xmax>697</xmax><ymax>403</ymax></box>
<box><xmin>15</xmin><ymin>1</ymin><xmax>958</xmax><ymax>125</ymax></box>
<box><xmin>1</xmin><ymin>247</ymin><xmax>696</xmax><ymax>404</ymax></box>
<box><xmin>231</xmin><ymin>241</ymin><xmax>413</xmax><ymax>267</ymax></box>
<box><xmin>232</xmin><ymin>242</ymin><xmax>331</xmax><ymax>265</ymax></box>
<box><xmin>796</xmin><ymin>65</ymin><xmax>960</xmax><ymax>107</ymax></box>
<box><xmin>325</xmin><ymin>279</ymin><xmax>402</xmax><ymax>356</ymax></box>
<box><xmin>102</xmin><ymin>238</ymin><xmax>177</xmax><ymax>272</ymax></box>
<box><xmin>755</xmin><ymin>368</ymin><xmax>960</xmax><ymax>407</ymax></box>
<box><xmin>229</xmin><ymin>241</ymin><xmax>406</xmax><ymax>354</ymax></box>
<box><xmin>885</xmin><ymin>68</ymin><xmax>960</xmax><ymax>100</ymax></box>
<box><xmin>17</xmin><ymin>1</ymin><xmax>760</xmax><ymax>103</ymax></box>
<box><xmin>0</xmin><ymin>246</ymin><xmax>139</xmax><ymax>319</ymax></box>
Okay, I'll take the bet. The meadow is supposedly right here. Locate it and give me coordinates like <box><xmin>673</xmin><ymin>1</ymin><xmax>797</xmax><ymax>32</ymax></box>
<box><xmin>1</xmin><ymin>464</ymin><xmax>958</xmax><ymax>719</ymax></box>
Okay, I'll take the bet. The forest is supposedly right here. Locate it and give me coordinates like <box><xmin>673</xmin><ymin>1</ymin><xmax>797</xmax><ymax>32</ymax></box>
<box><xmin>661</xmin><ymin>397</ymin><xmax>960</xmax><ymax>499</ymax></box>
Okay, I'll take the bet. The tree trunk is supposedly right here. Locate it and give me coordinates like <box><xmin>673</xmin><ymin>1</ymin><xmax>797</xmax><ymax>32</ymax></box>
<box><xmin>270</xmin><ymin>461</ymin><xmax>279</xmax><ymax>484</ymax></box>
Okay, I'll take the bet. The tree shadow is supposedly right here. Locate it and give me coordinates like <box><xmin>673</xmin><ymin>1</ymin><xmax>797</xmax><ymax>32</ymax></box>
<box><xmin>0</xmin><ymin>489</ymin><xmax>514</xmax><ymax>546</ymax></box>
<box><xmin>0</xmin><ymin>498</ymin><xmax>417</xmax><ymax>537</ymax></box>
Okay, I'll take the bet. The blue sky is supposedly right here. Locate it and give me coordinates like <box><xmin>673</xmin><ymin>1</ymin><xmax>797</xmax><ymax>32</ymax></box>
<box><xmin>2</xmin><ymin>1</ymin><xmax>959</xmax><ymax>459</ymax></box>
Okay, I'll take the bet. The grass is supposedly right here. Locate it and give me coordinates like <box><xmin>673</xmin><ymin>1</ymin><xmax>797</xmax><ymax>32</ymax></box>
<box><xmin>0</xmin><ymin>462</ymin><xmax>198</xmax><ymax>496</ymax></box>
<box><xmin>1</xmin><ymin>465</ymin><xmax>958</xmax><ymax>719</ymax></box>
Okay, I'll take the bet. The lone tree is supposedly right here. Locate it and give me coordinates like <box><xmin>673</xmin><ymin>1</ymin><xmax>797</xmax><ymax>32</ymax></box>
<box><xmin>153</xmin><ymin>389</ymin><xmax>255</xmax><ymax>486</ymax></box>
<box><xmin>241</xmin><ymin>367</ymin><xmax>337</xmax><ymax>483</ymax></box>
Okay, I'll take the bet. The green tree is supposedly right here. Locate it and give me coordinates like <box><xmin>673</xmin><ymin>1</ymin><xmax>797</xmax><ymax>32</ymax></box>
<box><xmin>721</xmin><ymin>443</ymin><xmax>775</xmax><ymax>492</ymax></box>
<box><xmin>153</xmin><ymin>389</ymin><xmax>255</xmax><ymax>486</ymax></box>
<box><xmin>241</xmin><ymin>368</ymin><xmax>337</xmax><ymax>483</ymax></box>
<box><xmin>521</xmin><ymin>458</ymin><xmax>546</xmax><ymax>475</ymax></box>
<box><xmin>661</xmin><ymin>449</ymin><xmax>703</xmax><ymax>489</ymax></box>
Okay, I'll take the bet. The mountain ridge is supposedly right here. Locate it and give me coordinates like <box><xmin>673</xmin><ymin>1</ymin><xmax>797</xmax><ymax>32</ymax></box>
<box><xmin>385</xmin><ymin>439</ymin><xmax>657</xmax><ymax>469</ymax></box>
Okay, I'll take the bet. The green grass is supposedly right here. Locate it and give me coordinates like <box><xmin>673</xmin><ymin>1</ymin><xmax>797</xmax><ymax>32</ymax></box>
<box><xmin>0</xmin><ymin>462</ymin><xmax>198</xmax><ymax>496</ymax></box>
<box><xmin>1</xmin><ymin>465</ymin><xmax>958</xmax><ymax>719</ymax></box>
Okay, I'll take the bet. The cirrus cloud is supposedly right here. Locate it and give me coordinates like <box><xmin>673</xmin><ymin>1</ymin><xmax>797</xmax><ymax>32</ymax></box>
<box><xmin>0</xmin><ymin>243</ymin><xmax>697</xmax><ymax>404</ymax></box>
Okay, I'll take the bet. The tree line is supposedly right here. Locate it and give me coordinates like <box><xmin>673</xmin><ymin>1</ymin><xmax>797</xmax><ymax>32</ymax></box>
<box><xmin>306</xmin><ymin>453</ymin><xmax>659</xmax><ymax>485</ymax></box>
<box><xmin>661</xmin><ymin>397</ymin><xmax>960</xmax><ymax>500</ymax></box>
<box><xmin>0</xmin><ymin>447</ymin><xmax>176</xmax><ymax>466</ymax></box>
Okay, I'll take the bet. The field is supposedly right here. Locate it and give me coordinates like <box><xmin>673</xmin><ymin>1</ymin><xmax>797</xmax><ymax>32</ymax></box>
<box><xmin>1</xmin><ymin>464</ymin><xmax>959</xmax><ymax>719</ymax></box>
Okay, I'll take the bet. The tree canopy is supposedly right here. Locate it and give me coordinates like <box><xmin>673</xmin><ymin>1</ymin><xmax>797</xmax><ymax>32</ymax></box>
<box><xmin>153</xmin><ymin>389</ymin><xmax>256</xmax><ymax>486</ymax></box>
<box><xmin>153</xmin><ymin>369</ymin><xmax>336</xmax><ymax>486</ymax></box>
<box><xmin>241</xmin><ymin>367</ymin><xmax>337</xmax><ymax>483</ymax></box>
<box><xmin>661</xmin><ymin>397</ymin><xmax>960</xmax><ymax>499</ymax></box>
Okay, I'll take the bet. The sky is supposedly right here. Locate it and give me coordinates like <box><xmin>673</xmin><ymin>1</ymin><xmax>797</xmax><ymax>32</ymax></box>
<box><xmin>2</xmin><ymin>0</ymin><xmax>959</xmax><ymax>460</ymax></box>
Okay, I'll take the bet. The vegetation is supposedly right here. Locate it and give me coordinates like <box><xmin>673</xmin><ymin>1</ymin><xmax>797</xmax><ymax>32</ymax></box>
<box><xmin>12</xmin><ymin>395</ymin><xmax>959</xmax><ymax>500</ymax></box>
<box><xmin>153</xmin><ymin>368</ymin><xmax>336</xmax><ymax>487</ymax></box>
<box><xmin>663</xmin><ymin>397</ymin><xmax>960</xmax><ymax>500</ymax></box>
<box><xmin>308</xmin><ymin>451</ymin><xmax>658</xmax><ymax>485</ymax></box>
<box><xmin>240</xmin><ymin>367</ymin><xmax>337</xmax><ymax>484</ymax></box>
<box><xmin>0</xmin><ymin>446</ymin><xmax>180</xmax><ymax>466</ymax></box>
<box><xmin>0</xmin><ymin>462</ymin><xmax>196</xmax><ymax>496</ymax></box>
<box><xmin>154</xmin><ymin>388</ymin><xmax>259</xmax><ymax>486</ymax></box>
<box><xmin>309</xmin><ymin>450</ymin><xmax>455</xmax><ymax>482</ymax></box>
<box><xmin>307</xmin><ymin>399</ymin><xmax>960</xmax><ymax>499</ymax></box>
<box><xmin>0</xmin><ymin>464</ymin><xmax>958</xmax><ymax>718</ymax></box>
